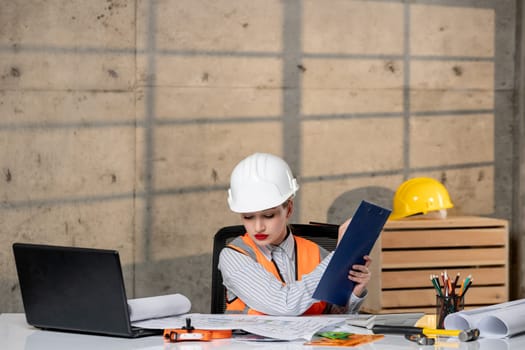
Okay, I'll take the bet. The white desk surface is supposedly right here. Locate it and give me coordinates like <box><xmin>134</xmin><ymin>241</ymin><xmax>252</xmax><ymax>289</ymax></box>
<box><xmin>2</xmin><ymin>313</ymin><xmax>525</xmax><ymax>350</ymax></box>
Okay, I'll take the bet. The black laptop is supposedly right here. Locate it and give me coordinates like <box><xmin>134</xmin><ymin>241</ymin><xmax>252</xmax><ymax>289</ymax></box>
<box><xmin>12</xmin><ymin>242</ymin><xmax>161</xmax><ymax>338</ymax></box>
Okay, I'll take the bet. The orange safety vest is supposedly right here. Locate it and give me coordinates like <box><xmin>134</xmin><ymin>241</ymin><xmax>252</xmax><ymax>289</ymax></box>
<box><xmin>225</xmin><ymin>233</ymin><xmax>328</xmax><ymax>315</ymax></box>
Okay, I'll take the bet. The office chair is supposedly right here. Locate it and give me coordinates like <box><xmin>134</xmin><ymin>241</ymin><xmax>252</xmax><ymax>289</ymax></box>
<box><xmin>210</xmin><ymin>223</ymin><xmax>339</xmax><ymax>314</ymax></box>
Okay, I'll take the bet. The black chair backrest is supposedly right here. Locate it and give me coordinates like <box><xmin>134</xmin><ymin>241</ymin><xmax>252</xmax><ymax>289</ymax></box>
<box><xmin>210</xmin><ymin>223</ymin><xmax>339</xmax><ymax>314</ymax></box>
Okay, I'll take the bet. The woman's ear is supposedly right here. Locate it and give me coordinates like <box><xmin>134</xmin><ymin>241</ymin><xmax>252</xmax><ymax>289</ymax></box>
<box><xmin>286</xmin><ymin>200</ymin><xmax>294</xmax><ymax>218</ymax></box>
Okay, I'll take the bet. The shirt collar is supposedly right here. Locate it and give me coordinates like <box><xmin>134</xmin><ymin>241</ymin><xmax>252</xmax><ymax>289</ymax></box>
<box><xmin>257</xmin><ymin>229</ymin><xmax>295</xmax><ymax>261</ymax></box>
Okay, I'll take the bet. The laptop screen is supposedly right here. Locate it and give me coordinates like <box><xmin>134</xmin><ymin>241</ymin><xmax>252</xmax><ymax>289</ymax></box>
<box><xmin>12</xmin><ymin>243</ymin><xmax>135</xmax><ymax>337</ymax></box>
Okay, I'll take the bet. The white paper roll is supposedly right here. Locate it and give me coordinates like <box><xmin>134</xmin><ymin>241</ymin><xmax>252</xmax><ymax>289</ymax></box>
<box><xmin>128</xmin><ymin>293</ymin><xmax>191</xmax><ymax>322</ymax></box>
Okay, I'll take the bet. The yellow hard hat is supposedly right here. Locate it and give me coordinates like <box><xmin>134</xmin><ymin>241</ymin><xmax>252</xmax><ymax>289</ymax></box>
<box><xmin>390</xmin><ymin>177</ymin><xmax>454</xmax><ymax>220</ymax></box>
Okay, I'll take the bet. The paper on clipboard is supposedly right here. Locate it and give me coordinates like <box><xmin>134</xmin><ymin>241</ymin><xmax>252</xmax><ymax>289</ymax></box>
<box><xmin>313</xmin><ymin>200</ymin><xmax>391</xmax><ymax>306</ymax></box>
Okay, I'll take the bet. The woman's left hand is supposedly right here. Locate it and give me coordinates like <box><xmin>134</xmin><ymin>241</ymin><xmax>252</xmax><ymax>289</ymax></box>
<box><xmin>348</xmin><ymin>255</ymin><xmax>372</xmax><ymax>297</ymax></box>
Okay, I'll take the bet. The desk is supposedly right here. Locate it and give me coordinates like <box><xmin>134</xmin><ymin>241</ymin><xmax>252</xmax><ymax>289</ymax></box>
<box><xmin>2</xmin><ymin>313</ymin><xmax>525</xmax><ymax>350</ymax></box>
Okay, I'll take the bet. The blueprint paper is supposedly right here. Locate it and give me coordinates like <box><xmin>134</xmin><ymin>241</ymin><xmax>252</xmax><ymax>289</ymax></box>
<box><xmin>444</xmin><ymin>298</ymin><xmax>525</xmax><ymax>338</ymax></box>
<box><xmin>132</xmin><ymin>313</ymin><xmax>345</xmax><ymax>341</ymax></box>
<box><xmin>313</xmin><ymin>201</ymin><xmax>391</xmax><ymax>306</ymax></box>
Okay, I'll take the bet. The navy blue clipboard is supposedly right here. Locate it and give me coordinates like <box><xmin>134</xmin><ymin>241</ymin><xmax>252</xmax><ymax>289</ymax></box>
<box><xmin>312</xmin><ymin>201</ymin><xmax>391</xmax><ymax>306</ymax></box>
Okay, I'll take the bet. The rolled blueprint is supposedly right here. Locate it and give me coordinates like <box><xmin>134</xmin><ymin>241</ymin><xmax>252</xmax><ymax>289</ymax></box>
<box><xmin>444</xmin><ymin>299</ymin><xmax>525</xmax><ymax>338</ymax></box>
<box><xmin>128</xmin><ymin>293</ymin><xmax>191</xmax><ymax>322</ymax></box>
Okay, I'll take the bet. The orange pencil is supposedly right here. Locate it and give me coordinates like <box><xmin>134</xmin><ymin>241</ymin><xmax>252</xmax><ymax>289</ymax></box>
<box><xmin>458</xmin><ymin>280</ymin><xmax>464</xmax><ymax>297</ymax></box>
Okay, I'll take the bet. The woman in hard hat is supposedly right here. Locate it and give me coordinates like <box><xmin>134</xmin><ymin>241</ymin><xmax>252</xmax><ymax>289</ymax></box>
<box><xmin>218</xmin><ymin>153</ymin><xmax>371</xmax><ymax>315</ymax></box>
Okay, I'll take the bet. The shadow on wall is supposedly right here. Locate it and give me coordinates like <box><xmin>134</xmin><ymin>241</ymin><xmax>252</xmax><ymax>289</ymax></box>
<box><xmin>326</xmin><ymin>186</ymin><xmax>395</xmax><ymax>224</ymax></box>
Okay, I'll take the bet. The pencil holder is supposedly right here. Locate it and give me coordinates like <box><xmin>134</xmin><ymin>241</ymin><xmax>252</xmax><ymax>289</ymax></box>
<box><xmin>436</xmin><ymin>295</ymin><xmax>464</xmax><ymax>329</ymax></box>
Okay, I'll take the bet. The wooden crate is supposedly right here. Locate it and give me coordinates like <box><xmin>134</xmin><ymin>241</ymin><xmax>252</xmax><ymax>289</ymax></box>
<box><xmin>362</xmin><ymin>216</ymin><xmax>509</xmax><ymax>314</ymax></box>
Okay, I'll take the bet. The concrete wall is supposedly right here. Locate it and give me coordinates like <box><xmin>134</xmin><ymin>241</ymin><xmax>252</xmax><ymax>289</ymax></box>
<box><xmin>1</xmin><ymin>0</ymin><xmax>521</xmax><ymax>313</ymax></box>
<box><xmin>517</xmin><ymin>0</ymin><xmax>525</xmax><ymax>298</ymax></box>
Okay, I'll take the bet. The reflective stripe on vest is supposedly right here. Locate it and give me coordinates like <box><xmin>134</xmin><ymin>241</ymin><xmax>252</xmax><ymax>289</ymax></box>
<box><xmin>225</xmin><ymin>233</ymin><xmax>328</xmax><ymax>315</ymax></box>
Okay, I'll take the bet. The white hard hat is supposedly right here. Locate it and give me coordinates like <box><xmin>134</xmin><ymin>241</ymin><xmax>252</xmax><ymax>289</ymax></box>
<box><xmin>228</xmin><ymin>153</ymin><xmax>299</xmax><ymax>213</ymax></box>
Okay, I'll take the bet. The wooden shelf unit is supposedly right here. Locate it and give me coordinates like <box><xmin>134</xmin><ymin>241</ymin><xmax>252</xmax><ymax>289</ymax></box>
<box><xmin>362</xmin><ymin>216</ymin><xmax>509</xmax><ymax>314</ymax></box>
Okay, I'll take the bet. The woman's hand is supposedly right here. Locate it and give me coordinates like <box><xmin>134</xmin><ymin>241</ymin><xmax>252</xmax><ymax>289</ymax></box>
<box><xmin>348</xmin><ymin>255</ymin><xmax>372</xmax><ymax>297</ymax></box>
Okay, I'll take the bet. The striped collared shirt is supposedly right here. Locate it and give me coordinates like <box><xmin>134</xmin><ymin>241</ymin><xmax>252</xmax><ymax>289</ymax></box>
<box><xmin>218</xmin><ymin>232</ymin><xmax>365</xmax><ymax>315</ymax></box>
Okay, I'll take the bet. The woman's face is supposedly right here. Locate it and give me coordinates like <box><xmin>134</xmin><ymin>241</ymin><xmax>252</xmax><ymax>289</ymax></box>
<box><xmin>240</xmin><ymin>201</ymin><xmax>293</xmax><ymax>246</ymax></box>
